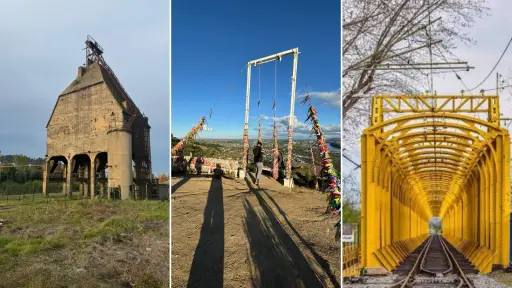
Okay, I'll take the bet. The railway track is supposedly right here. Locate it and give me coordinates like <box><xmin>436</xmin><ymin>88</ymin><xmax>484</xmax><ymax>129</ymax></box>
<box><xmin>392</xmin><ymin>235</ymin><xmax>477</xmax><ymax>288</ymax></box>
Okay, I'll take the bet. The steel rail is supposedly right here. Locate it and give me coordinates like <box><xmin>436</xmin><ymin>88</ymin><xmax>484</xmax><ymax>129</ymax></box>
<box><xmin>420</xmin><ymin>235</ymin><xmax>453</xmax><ymax>276</ymax></box>
<box><xmin>393</xmin><ymin>236</ymin><xmax>433</xmax><ymax>288</ymax></box>
<box><xmin>439</xmin><ymin>236</ymin><xmax>474</xmax><ymax>288</ymax></box>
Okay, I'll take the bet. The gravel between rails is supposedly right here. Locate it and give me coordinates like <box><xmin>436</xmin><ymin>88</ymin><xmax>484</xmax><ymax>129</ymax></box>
<box><xmin>343</xmin><ymin>274</ymin><xmax>399</xmax><ymax>288</ymax></box>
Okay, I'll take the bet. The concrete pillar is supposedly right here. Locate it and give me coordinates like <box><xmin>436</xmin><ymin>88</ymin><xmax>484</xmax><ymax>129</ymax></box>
<box><xmin>107</xmin><ymin>129</ymin><xmax>133</xmax><ymax>200</ymax></box>
<box><xmin>89</xmin><ymin>153</ymin><xmax>97</xmax><ymax>199</ymax></box>
<box><xmin>66</xmin><ymin>157</ymin><xmax>72</xmax><ymax>198</ymax></box>
<box><xmin>43</xmin><ymin>158</ymin><xmax>49</xmax><ymax>195</ymax></box>
<box><xmin>79</xmin><ymin>182</ymin><xmax>84</xmax><ymax>197</ymax></box>
<box><xmin>84</xmin><ymin>182</ymin><xmax>89</xmax><ymax>198</ymax></box>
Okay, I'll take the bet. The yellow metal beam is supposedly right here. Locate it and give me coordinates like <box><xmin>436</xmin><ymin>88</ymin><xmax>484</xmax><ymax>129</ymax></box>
<box><xmin>358</xmin><ymin>94</ymin><xmax>510</xmax><ymax>274</ymax></box>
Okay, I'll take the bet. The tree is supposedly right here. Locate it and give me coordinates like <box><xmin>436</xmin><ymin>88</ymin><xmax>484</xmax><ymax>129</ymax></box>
<box><xmin>342</xmin><ymin>173</ymin><xmax>362</xmax><ymax>223</ymax></box>
<box><xmin>12</xmin><ymin>155</ymin><xmax>29</xmax><ymax>166</ymax></box>
<box><xmin>171</xmin><ymin>133</ymin><xmax>181</xmax><ymax>148</ymax></box>
<box><xmin>158</xmin><ymin>173</ymin><xmax>169</xmax><ymax>183</ymax></box>
<box><xmin>342</xmin><ymin>0</ymin><xmax>489</xmax><ymax>150</ymax></box>
<box><xmin>343</xmin><ymin>0</ymin><xmax>489</xmax><ymax>148</ymax></box>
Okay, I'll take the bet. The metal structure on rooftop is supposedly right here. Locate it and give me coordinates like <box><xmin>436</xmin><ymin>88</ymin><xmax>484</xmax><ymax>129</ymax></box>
<box><xmin>85</xmin><ymin>35</ymin><xmax>141</xmax><ymax>129</ymax></box>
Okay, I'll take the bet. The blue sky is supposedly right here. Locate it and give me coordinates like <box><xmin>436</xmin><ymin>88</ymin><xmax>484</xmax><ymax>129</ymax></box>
<box><xmin>0</xmin><ymin>0</ymin><xmax>169</xmax><ymax>174</ymax></box>
<box><xmin>172</xmin><ymin>1</ymin><xmax>341</xmax><ymax>140</ymax></box>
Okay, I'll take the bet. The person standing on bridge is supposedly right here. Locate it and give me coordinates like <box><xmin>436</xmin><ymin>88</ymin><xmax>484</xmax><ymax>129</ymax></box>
<box><xmin>253</xmin><ymin>141</ymin><xmax>264</xmax><ymax>185</ymax></box>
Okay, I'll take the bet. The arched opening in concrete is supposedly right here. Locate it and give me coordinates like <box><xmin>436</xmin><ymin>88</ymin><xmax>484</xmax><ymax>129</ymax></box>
<box><xmin>95</xmin><ymin>152</ymin><xmax>108</xmax><ymax>198</ymax></box>
<box><xmin>132</xmin><ymin>159</ymin><xmax>138</xmax><ymax>198</ymax></box>
<box><xmin>45</xmin><ymin>155</ymin><xmax>68</xmax><ymax>195</ymax></box>
<box><xmin>71</xmin><ymin>154</ymin><xmax>91</xmax><ymax>199</ymax></box>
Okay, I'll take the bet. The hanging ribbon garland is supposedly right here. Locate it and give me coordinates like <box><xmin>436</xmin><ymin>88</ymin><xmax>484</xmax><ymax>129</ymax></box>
<box><xmin>171</xmin><ymin>116</ymin><xmax>206</xmax><ymax>156</ymax></box>
<box><xmin>272</xmin><ymin>60</ymin><xmax>279</xmax><ymax>180</ymax></box>
<box><xmin>258</xmin><ymin>117</ymin><xmax>262</xmax><ymax>143</ymax></box>
<box><xmin>257</xmin><ymin>66</ymin><xmax>262</xmax><ymax>144</ymax></box>
<box><xmin>310</xmin><ymin>145</ymin><xmax>318</xmax><ymax>190</ymax></box>
<box><xmin>305</xmin><ymin>105</ymin><xmax>341</xmax><ymax>233</ymax></box>
<box><xmin>242</xmin><ymin>127</ymin><xmax>249</xmax><ymax>172</ymax></box>
<box><xmin>272</xmin><ymin>116</ymin><xmax>279</xmax><ymax>180</ymax></box>
<box><xmin>286</xmin><ymin>127</ymin><xmax>293</xmax><ymax>179</ymax></box>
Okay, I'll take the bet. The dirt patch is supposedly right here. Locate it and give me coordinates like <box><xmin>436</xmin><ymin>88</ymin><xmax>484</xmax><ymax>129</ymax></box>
<box><xmin>171</xmin><ymin>175</ymin><xmax>341</xmax><ymax>288</ymax></box>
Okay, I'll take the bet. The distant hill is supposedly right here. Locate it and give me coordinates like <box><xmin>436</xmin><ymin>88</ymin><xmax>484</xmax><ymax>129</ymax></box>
<box><xmin>326</xmin><ymin>138</ymin><xmax>341</xmax><ymax>149</ymax></box>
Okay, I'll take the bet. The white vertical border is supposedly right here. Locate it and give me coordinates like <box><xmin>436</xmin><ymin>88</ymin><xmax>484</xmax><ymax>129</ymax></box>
<box><xmin>169</xmin><ymin>0</ymin><xmax>172</xmax><ymax>286</ymax></box>
<box><xmin>339</xmin><ymin>0</ymin><xmax>344</xmax><ymax>282</ymax></box>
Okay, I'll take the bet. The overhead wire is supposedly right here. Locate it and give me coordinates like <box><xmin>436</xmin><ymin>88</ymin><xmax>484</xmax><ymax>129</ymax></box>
<box><xmin>434</xmin><ymin>46</ymin><xmax>473</xmax><ymax>95</ymax></box>
<box><xmin>425</xmin><ymin>0</ymin><xmax>438</xmax><ymax>199</ymax></box>
<box><xmin>466</xmin><ymin>36</ymin><xmax>512</xmax><ymax>91</ymax></box>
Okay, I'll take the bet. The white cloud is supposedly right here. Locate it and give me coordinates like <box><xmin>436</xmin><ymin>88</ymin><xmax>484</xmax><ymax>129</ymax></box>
<box><xmin>262</xmin><ymin>114</ymin><xmax>340</xmax><ymax>139</ymax></box>
<box><xmin>297</xmin><ymin>89</ymin><xmax>341</xmax><ymax>107</ymax></box>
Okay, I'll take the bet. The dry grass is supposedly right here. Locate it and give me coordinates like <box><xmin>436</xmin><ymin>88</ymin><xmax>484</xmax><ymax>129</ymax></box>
<box><xmin>0</xmin><ymin>194</ymin><xmax>169</xmax><ymax>288</ymax></box>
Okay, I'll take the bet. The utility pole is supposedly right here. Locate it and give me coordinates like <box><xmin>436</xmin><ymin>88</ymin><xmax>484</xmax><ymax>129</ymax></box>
<box><xmin>497</xmin><ymin>72</ymin><xmax>500</xmax><ymax>96</ymax></box>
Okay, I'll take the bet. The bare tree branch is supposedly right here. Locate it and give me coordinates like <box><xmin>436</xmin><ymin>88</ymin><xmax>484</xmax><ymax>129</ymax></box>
<box><xmin>343</xmin><ymin>0</ymin><xmax>489</xmax><ymax>118</ymax></box>
<box><xmin>342</xmin><ymin>0</ymin><xmax>490</xmax><ymax>154</ymax></box>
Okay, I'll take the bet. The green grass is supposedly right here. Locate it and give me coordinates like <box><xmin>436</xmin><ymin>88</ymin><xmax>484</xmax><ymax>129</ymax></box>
<box><xmin>0</xmin><ymin>236</ymin><xmax>12</xmax><ymax>248</ymax></box>
<box><xmin>4</xmin><ymin>234</ymin><xmax>68</xmax><ymax>256</ymax></box>
<box><xmin>0</xmin><ymin>194</ymin><xmax>169</xmax><ymax>287</ymax></box>
<box><xmin>83</xmin><ymin>216</ymin><xmax>140</xmax><ymax>239</ymax></box>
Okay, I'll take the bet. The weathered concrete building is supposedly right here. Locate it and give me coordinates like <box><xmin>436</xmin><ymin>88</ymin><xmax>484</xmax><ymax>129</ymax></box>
<box><xmin>43</xmin><ymin>36</ymin><xmax>152</xmax><ymax>199</ymax></box>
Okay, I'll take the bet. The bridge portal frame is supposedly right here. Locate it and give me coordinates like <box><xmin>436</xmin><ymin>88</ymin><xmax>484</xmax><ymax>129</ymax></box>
<box><xmin>361</xmin><ymin>93</ymin><xmax>510</xmax><ymax>274</ymax></box>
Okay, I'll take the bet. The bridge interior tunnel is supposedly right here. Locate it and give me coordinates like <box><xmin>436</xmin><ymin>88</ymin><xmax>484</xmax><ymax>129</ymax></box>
<box><xmin>361</xmin><ymin>110</ymin><xmax>510</xmax><ymax>274</ymax></box>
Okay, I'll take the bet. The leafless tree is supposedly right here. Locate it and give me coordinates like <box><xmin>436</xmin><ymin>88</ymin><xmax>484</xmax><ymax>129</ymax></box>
<box><xmin>342</xmin><ymin>173</ymin><xmax>361</xmax><ymax>207</ymax></box>
<box><xmin>342</xmin><ymin>0</ymin><xmax>489</xmax><ymax>149</ymax></box>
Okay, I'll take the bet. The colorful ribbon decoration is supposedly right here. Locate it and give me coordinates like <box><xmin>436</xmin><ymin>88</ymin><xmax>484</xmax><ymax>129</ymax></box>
<box><xmin>305</xmin><ymin>105</ymin><xmax>341</xmax><ymax>234</ymax></box>
<box><xmin>286</xmin><ymin>127</ymin><xmax>293</xmax><ymax>179</ymax></box>
<box><xmin>258</xmin><ymin>120</ymin><xmax>262</xmax><ymax>144</ymax></box>
<box><xmin>242</xmin><ymin>127</ymin><xmax>249</xmax><ymax>172</ymax></box>
<box><xmin>272</xmin><ymin>122</ymin><xmax>279</xmax><ymax>179</ymax></box>
<box><xmin>171</xmin><ymin>116</ymin><xmax>206</xmax><ymax>156</ymax></box>
<box><xmin>310</xmin><ymin>145</ymin><xmax>319</xmax><ymax>190</ymax></box>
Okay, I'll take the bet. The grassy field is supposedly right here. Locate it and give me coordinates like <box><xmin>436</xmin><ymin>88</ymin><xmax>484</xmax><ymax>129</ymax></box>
<box><xmin>0</xmin><ymin>193</ymin><xmax>169</xmax><ymax>288</ymax></box>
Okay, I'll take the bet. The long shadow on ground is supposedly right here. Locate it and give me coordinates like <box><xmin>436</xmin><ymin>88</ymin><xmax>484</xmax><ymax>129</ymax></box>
<box><xmin>262</xmin><ymin>189</ymin><xmax>340</xmax><ymax>287</ymax></box>
<box><xmin>247</xmin><ymin>173</ymin><xmax>340</xmax><ymax>287</ymax></box>
<box><xmin>171</xmin><ymin>175</ymin><xmax>192</xmax><ymax>194</ymax></box>
<box><xmin>187</xmin><ymin>177</ymin><xmax>224</xmax><ymax>288</ymax></box>
<box><xmin>243</xmin><ymin>177</ymin><xmax>324</xmax><ymax>288</ymax></box>
<box><xmin>248</xmin><ymin>173</ymin><xmax>339</xmax><ymax>286</ymax></box>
